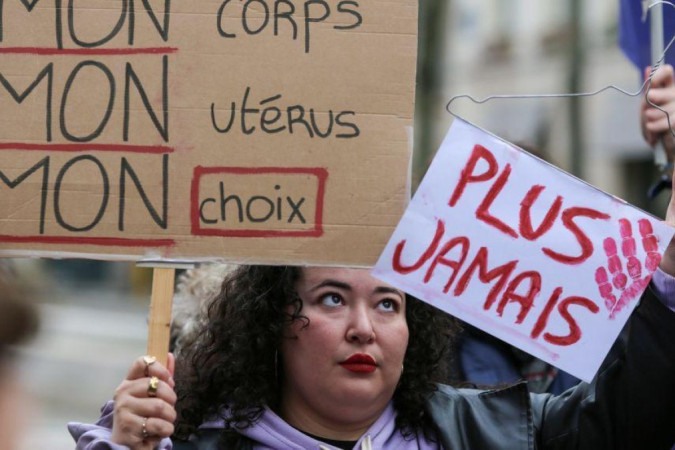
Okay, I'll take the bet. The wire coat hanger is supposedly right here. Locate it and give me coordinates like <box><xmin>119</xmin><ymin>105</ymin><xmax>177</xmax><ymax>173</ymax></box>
<box><xmin>444</xmin><ymin>4</ymin><xmax>675</xmax><ymax>198</ymax></box>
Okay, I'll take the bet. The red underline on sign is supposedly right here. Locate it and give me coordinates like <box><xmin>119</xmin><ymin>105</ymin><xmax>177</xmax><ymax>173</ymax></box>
<box><xmin>190</xmin><ymin>166</ymin><xmax>328</xmax><ymax>238</ymax></box>
<box><xmin>0</xmin><ymin>47</ymin><xmax>178</xmax><ymax>56</ymax></box>
<box><xmin>0</xmin><ymin>143</ymin><xmax>174</xmax><ymax>154</ymax></box>
<box><xmin>0</xmin><ymin>235</ymin><xmax>175</xmax><ymax>247</ymax></box>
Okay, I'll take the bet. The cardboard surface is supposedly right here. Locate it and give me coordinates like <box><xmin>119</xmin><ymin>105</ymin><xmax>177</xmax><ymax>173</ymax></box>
<box><xmin>373</xmin><ymin>119</ymin><xmax>675</xmax><ymax>382</ymax></box>
<box><xmin>0</xmin><ymin>0</ymin><xmax>417</xmax><ymax>266</ymax></box>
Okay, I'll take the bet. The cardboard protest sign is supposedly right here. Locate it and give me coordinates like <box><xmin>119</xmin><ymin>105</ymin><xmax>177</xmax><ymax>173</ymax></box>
<box><xmin>0</xmin><ymin>0</ymin><xmax>416</xmax><ymax>266</ymax></box>
<box><xmin>373</xmin><ymin>119</ymin><xmax>675</xmax><ymax>382</ymax></box>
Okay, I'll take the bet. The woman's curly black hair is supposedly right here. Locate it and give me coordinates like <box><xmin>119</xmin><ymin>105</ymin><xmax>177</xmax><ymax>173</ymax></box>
<box><xmin>174</xmin><ymin>265</ymin><xmax>460</xmax><ymax>445</ymax></box>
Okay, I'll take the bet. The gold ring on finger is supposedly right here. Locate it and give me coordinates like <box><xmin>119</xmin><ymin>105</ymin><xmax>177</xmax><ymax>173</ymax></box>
<box><xmin>141</xmin><ymin>417</ymin><xmax>149</xmax><ymax>440</ymax></box>
<box><xmin>148</xmin><ymin>376</ymin><xmax>159</xmax><ymax>398</ymax></box>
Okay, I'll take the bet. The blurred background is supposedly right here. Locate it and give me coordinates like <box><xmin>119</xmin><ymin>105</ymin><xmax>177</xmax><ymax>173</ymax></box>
<box><xmin>6</xmin><ymin>0</ymin><xmax>671</xmax><ymax>448</ymax></box>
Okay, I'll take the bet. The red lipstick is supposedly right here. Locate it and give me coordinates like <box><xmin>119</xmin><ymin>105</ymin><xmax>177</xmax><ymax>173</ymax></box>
<box><xmin>340</xmin><ymin>354</ymin><xmax>377</xmax><ymax>373</ymax></box>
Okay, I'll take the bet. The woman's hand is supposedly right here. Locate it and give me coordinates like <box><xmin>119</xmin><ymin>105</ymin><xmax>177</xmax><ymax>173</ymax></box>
<box><xmin>641</xmin><ymin>64</ymin><xmax>675</xmax><ymax>157</ymax></box>
<box><xmin>111</xmin><ymin>354</ymin><xmax>177</xmax><ymax>450</ymax></box>
<box><xmin>642</xmin><ymin>65</ymin><xmax>675</xmax><ymax>275</ymax></box>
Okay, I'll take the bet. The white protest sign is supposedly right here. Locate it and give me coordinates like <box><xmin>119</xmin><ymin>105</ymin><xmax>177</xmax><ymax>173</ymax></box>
<box><xmin>373</xmin><ymin>119</ymin><xmax>675</xmax><ymax>382</ymax></box>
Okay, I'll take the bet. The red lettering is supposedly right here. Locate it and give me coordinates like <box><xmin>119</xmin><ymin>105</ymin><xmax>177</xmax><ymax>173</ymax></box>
<box><xmin>543</xmin><ymin>296</ymin><xmax>599</xmax><ymax>346</ymax></box>
<box><xmin>424</xmin><ymin>236</ymin><xmax>470</xmax><ymax>293</ymax></box>
<box><xmin>530</xmin><ymin>286</ymin><xmax>563</xmax><ymax>339</ymax></box>
<box><xmin>448</xmin><ymin>144</ymin><xmax>498</xmax><ymax>207</ymax></box>
<box><xmin>475</xmin><ymin>164</ymin><xmax>518</xmax><ymax>238</ymax></box>
<box><xmin>496</xmin><ymin>271</ymin><xmax>542</xmax><ymax>323</ymax></box>
<box><xmin>453</xmin><ymin>247</ymin><xmax>518</xmax><ymax>310</ymax></box>
<box><xmin>519</xmin><ymin>185</ymin><xmax>563</xmax><ymax>240</ymax></box>
<box><xmin>542</xmin><ymin>207</ymin><xmax>610</xmax><ymax>265</ymax></box>
<box><xmin>392</xmin><ymin>218</ymin><xmax>445</xmax><ymax>274</ymax></box>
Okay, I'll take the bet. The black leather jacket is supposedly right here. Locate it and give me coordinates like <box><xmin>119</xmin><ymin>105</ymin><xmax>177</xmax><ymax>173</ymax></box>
<box><xmin>176</xmin><ymin>288</ymin><xmax>675</xmax><ymax>450</ymax></box>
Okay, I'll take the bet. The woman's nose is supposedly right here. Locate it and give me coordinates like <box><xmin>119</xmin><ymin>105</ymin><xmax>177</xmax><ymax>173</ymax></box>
<box><xmin>346</xmin><ymin>306</ymin><xmax>375</xmax><ymax>343</ymax></box>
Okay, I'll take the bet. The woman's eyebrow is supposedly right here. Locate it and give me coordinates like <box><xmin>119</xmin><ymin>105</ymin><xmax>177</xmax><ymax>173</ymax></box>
<box><xmin>307</xmin><ymin>281</ymin><xmax>403</xmax><ymax>298</ymax></box>
<box><xmin>308</xmin><ymin>279</ymin><xmax>352</xmax><ymax>292</ymax></box>
<box><xmin>374</xmin><ymin>287</ymin><xmax>404</xmax><ymax>298</ymax></box>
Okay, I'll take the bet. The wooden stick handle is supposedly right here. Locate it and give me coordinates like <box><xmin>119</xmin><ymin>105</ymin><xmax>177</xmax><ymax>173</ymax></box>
<box><xmin>146</xmin><ymin>267</ymin><xmax>176</xmax><ymax>366</ymax></box>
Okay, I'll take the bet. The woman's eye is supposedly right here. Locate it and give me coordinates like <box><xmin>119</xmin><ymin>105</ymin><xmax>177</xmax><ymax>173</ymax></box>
<box><xmin>320</xmin><ymin>293</ymin><xmax>343</xmax><ymax>307</ymax></box>
<box><xmin>378</xmin><ymin>299</ymin><xmax>397</xmax><ymax>312</ymax></box>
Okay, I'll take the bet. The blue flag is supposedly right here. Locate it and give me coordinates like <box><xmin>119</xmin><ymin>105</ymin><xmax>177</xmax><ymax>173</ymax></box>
<box><xmin>619</xmin><ymin>0</ymin><xmax>675</xmax><ymax>73</ymax></box>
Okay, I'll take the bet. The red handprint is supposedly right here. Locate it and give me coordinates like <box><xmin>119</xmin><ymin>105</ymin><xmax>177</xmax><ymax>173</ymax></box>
<box><xmin>595</xmin><ymin>218</ymin><xmax>662</xmax><ymax>319</ymax></box>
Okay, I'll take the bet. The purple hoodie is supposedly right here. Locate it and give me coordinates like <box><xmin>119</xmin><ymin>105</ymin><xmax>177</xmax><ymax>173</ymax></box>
<box><xmin>69</xmin><ymin>401</ymin><xmax>443</xmax><ymax>449</ymax></box>
<box><xmin>68</xmin><ymin>401</ymin><xmax>172</xmax><ymax>450</ymax></box>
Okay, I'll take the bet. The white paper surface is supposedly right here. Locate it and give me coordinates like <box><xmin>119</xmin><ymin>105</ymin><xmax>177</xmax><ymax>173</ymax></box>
<box><xmin>374</xmin><ymin>119</ymin><xmax>675</xmax><ymax>382</ymax></box>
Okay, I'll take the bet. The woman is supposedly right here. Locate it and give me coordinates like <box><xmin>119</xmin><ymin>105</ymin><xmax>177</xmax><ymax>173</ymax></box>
<box><xmin>70</xmin><ymin>253</ymin><xmax>675</xmax><ymax>450</ymax></box>
<box><xmin>70</xmin><ymin>266</ymin><xmax>457</xmax><ymax>449</ymax></box>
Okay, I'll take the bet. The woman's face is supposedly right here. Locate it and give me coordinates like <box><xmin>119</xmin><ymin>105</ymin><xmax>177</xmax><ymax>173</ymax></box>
<box><xmin>280</xmin><ymin>267</ymin><xmax>409</xmax><ymax>436</ymax></box>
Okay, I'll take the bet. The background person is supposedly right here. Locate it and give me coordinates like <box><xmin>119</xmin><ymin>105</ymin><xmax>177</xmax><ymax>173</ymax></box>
<box><xmin>455</xmin><ymin>323</ymin><xmax>579</xmax><ymax>394</ymax></box>
<box><xmin>0</xmin><ymin>276</ymin><xmax>40</xmax><ymax>450</ymax></box>
<box><xmin>169</xmin><ymin>263</ymin><xmax>234</xmax><ymax>357</ymax></box>
<box><xmin>642</xmin><ymin>63</ymin><xmax>675</xmax><ymax>161</ymax></box>
<box><xmin>640</xmin><ymin>62</ymin><xmax>675</xmax><ymax>450</ymax></box>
